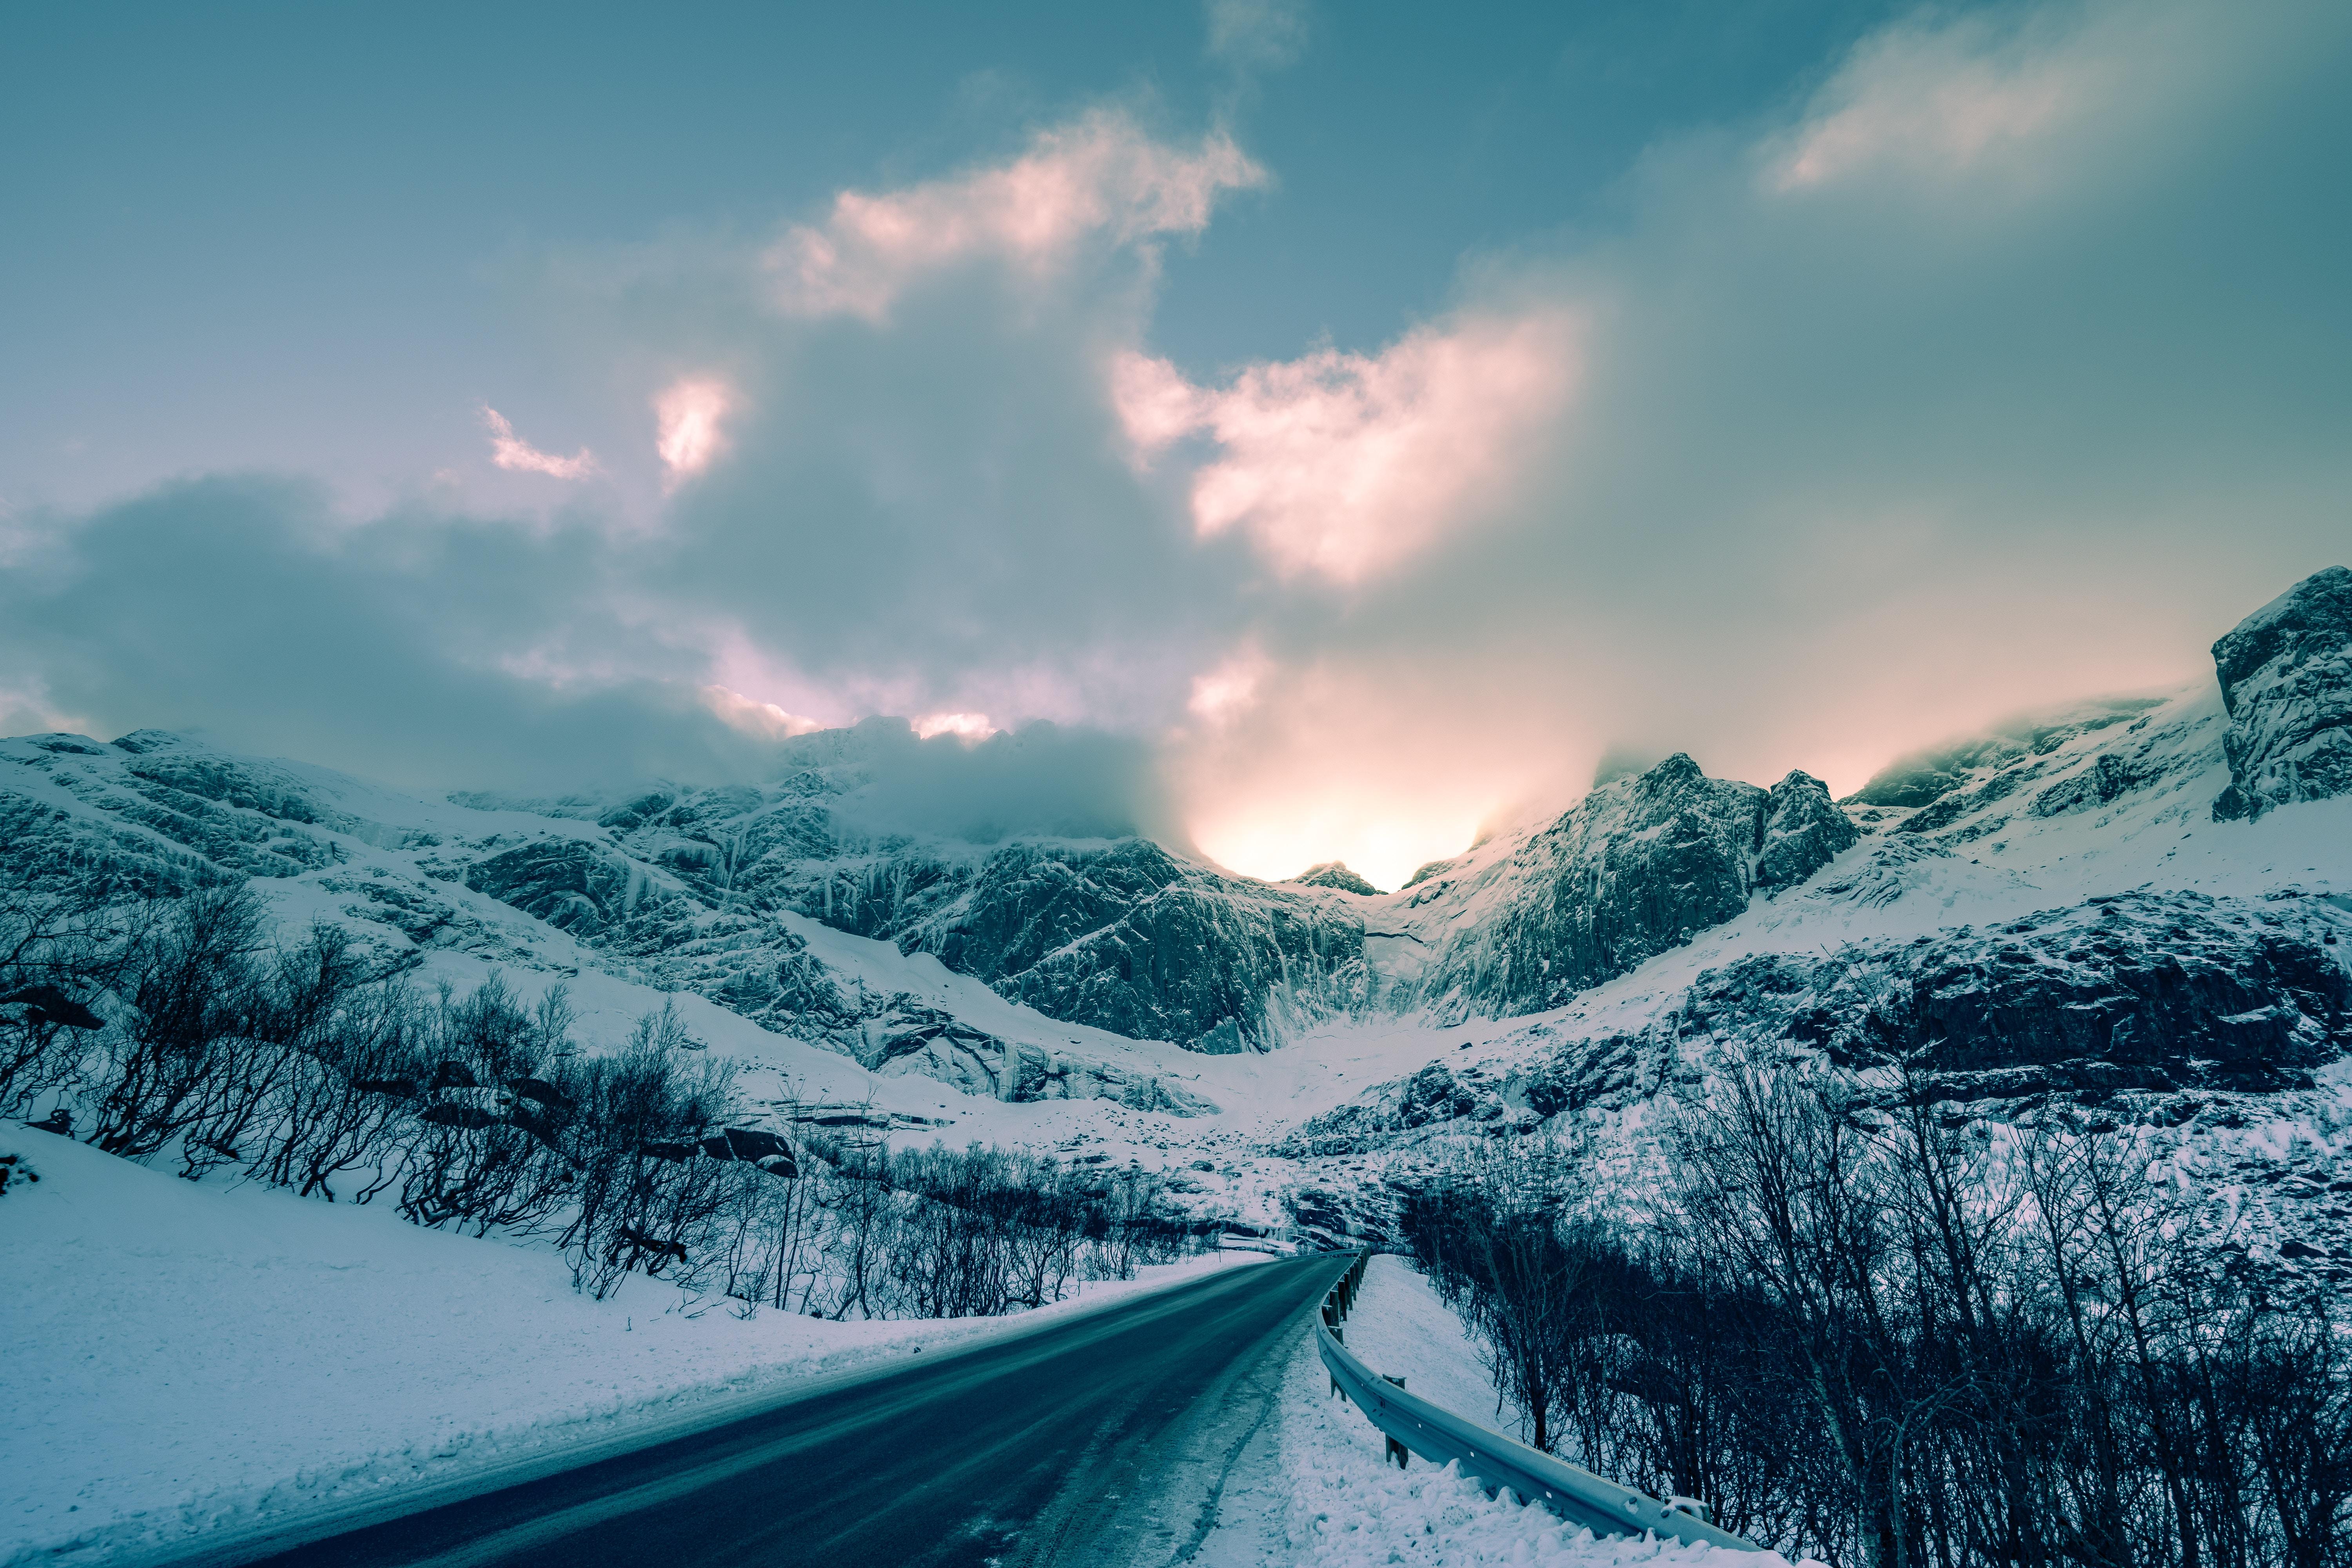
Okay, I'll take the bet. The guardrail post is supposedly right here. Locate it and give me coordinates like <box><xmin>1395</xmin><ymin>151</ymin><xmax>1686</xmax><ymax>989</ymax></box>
<box><xmin>1383</xmin><ymin>1376</ymin><xmax>1409</xmax><ymax>1468</ymax></box>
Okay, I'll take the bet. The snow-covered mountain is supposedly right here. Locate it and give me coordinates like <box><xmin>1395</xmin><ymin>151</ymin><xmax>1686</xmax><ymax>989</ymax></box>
<box><xmin>6</xmin><ymin>567</ymin><xmax>2350</xmax><ymax>1262</ymax></box>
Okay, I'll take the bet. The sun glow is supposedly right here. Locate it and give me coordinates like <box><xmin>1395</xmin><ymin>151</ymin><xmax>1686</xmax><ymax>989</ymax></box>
<box><xmin>1188</xmin><ymin>806</ymin><xmax>1486</xmax><ymax>896</ymax></box>
<box><xmin>913</xmin><ymin>711</ymin><xmax>996</xmax><ymax>741</ymax></box>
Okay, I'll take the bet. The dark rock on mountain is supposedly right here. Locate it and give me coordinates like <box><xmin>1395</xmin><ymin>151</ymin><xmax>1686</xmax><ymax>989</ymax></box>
<box><xmin>781</xmin><ymin>838</ymin><xmax>1364</xmax><ymax>1051</ymax></box>
<box><xmin>1300</xmin><ymin>889</ymin><xmax>2351</xmax><ymax>1154</ymax></box>
<box><xmin>0</xmin><ymin>984</ymin><xmax>107</xmax><ymax>1030</ymax></box>
<box><xmin>506</xmin><ymin>1076</ymin><xmax>571</xmax><ymax>1108</ymax></box>
<box><xmin>1660</xmin><ymin>893</ymin><xmax>2351</xmax><ymax>1098</ymax></box>
<box><xmin>1292</xmin><ymin>861</ymin><xmax>1383</xmax><ymax>896</ymax></box>
<box><xmin>2211</xmin><ymin>565</ymin><xmax>2352</xmax><ymax>819</ymax></box>
<box><xmin>978</xmin><ymin>856</ymin><xmax>1363</xmax><ymax>1052</ymax></box>
<box><xmin>1882</xmin><ymin>895</ymin><xmax>2346</xmax><ymax>1095</ymax></box>
<box><xmin>1757</xmin><ymin>771</ymin><xmax>1859</xmax><ymax>890</ymax></box>
<box><xmin>464</xmin><ymin>837</ymin><xmax>651</xmax><ymax>936</ymax></box>
<box><xmin>1396</xmin><ymin>1062</ymin><xmax>1477</xmax><ymax>1126</ymax></box>
<box><xmin>1844</xmin><ymin>699</ymin><xmax>2169</xmax><ymax>815</ymax></box>
<box><xmin>1409</xmin><ymin>754</ymin><xmax>1853</xmax><ymax>1016</ymax></box>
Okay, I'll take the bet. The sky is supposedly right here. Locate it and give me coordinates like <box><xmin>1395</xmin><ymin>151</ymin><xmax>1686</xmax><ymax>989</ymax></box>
<box><xmin>4</xmin><ymin>0</ymin><xmax>2349</xmax><ymax>890</ymax></box>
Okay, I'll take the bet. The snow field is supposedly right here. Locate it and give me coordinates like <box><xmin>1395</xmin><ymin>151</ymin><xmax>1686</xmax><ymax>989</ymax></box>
<box><xmin>1269</xmin><ymin>1256</ymin><xmax>1810</xmax><ymax>1568</ymax></box>
<box><xmin>0</xmin><ymin>1132</ymin><xmax>1261</xmax><ymax>1568</ymax></box>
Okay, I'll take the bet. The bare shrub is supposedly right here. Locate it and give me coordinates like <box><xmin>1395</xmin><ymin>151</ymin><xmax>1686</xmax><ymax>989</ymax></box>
<box><xmin>1399</xmin><ymin>1053</ymin><xmax>2352</xmax><ymax>1568</ymax></box>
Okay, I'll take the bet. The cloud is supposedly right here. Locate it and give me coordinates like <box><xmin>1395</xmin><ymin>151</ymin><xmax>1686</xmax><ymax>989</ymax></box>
<box><xmin>1765</xmin><ymin>13</ymin><xmax>2101</xmax><ymax>192</ymax></box>
<box><xmin>1147</xmin><ymin>0</ymin><xmax>2352</xmax><ymax>885</ymax></box>
<box><xmin>1185</xmin><ymin>643</ymin><xmax>1268</xmax><ymax>725</ymax></box>
<box><xmin>701</xmin><ymin>683</ymin><xmax>822</xmax><ymax>740</ymax></box>
<box><xmin>1205</xmin><ymin>0</ymin><xmax>1310</xmax><ymax>72</ymax></box>
<box><xmin>0</xmin><ymin>479</ymin><xmax>1168</xmax><ymax>851</ymax></box>
<box><xmin>9</xmin><ymin>3</ymin><xmax>2349</xmax><ymax>899</ymax></box>
<box><xmin>0</xmin><ymin>476</ymin><xmax>774</xmax><ymax>793</ymax></box>
<box><xmin>655</xmin><ymin>377</ymin><xmax>731</xmax><ymax>486</ymax></box>
<box><xmin>1116</xmin><ymin>310</ymin><xmax>1578</xmax><ymax>583</ymax></box>
<box><xmin>482</xmin><ymin>406</ymin><xmax>597</xmax><ymax>479</ymax></box>
<box><xmin>766</xmin><ymin>111</ymin><xmax>1264</xmax><ymax>322</ymax></box>
<box><xmin>912</xmin><ymin>711</ymin><xmax>996</xmax><ymax>741</ymax></box>
<box><xmin>824</xmin><ymin>719</ymin><xmax>1171</xmax><ymax>844</ymax></box>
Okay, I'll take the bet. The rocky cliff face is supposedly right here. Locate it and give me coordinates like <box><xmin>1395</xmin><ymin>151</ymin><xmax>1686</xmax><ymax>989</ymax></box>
<box><xmin>1291</xmin><ymin>862</ymin><xmax>1382</xmax><ymax>896</ymax></box>
<box><xmin>771</xmin><ymin>837</ymin><xmax>1366</xmax><ymax>1051</ymax></box>
<box><xmin>2212</xmin><ymin>565</ymin><xmax>2352</xmax><ymax>820</ymax></box>
<box><xmin>0</xmin><ymin>724</ymin><xmax>1364</xmax><ymax>1066</ymax></box>
<box><xmin>1385</xmin><ymin>757</ymin><xmax>1855</xmax><ymax>1016</ymax></box>
<box><xmin>1281</xmin><ymin>888</ymin><xmax>2352</xmax><ymax>1158</ymax></box>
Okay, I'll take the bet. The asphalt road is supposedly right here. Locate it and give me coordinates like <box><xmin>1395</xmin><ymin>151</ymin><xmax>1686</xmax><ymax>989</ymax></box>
<box><xmin>198</xmin><ymin>1254</ymin><xmax>1345</xmax><ymax>1568</ymax></box>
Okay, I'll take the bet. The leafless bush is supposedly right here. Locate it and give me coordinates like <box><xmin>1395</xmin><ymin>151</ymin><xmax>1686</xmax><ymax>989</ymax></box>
<box><xmin>0</xmin><ymin>871</ymin><xmax>138</xmax><ymax>1116</ymax></box>
<box><xmin>15</xmin><ymin>877</ymin><xmax>1204</xmax><ymax>1322</ymax></box>
<box><xmin>557</xmin><ymin>1003</ymin><xmax>740</xmax><ymax>1298</ymax></box>
<box><xmin>1400</xmin><ymin>1056</ymin><xmax>2351</xmax><ymax>1568</ymax></box>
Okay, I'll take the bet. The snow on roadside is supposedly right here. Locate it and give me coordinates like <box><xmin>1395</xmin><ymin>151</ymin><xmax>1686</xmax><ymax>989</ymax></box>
<box><xmin>1267</xmin><ymin>1255</ymin><xmax>1806</xmax><ymax>1568</ymax></box>
<box><xmin>1337</xmin><ymin>1256</ymin><xmax>1515</xmax><ymax>1442</ymax></box>
<box><xmin>0</xmin><ymin>1132</ymin><xmax>1261</xmax><ymax>1568</ymax></box>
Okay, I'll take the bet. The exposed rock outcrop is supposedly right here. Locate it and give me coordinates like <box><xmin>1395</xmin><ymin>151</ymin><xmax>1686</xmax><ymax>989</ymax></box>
<box><xmin>926</xmin><ymin>841</ymin><xmax>1366</xmax><ymax>1051</ymax></box>
<box><xmin>2212</xmin><ymin>565</ymin><xmax>2352</xmax><ymax>819</ymax></box>
<box><xmin>464</xmin><ymin>837</ymin><xmax>654</xmax><ymax>935</ymax></box>
<box><xmin>1758</xmin><ymin>770</ymin><xmax>1861</xmax><ymax>890</ymax></box>
<box><xmin>1401</xmin><ymin>755</ymin><xmax>1853</xmax><ymax>1016</ymax></box>
<box><xmin>1292</xmin><ymin>861</ymin><xmax>1383</xmax><ymax>896</ymax></box>
<box><xmin>1295</xmin><ymin>889</ymin><xmax>2352</xmax><ymax>1156</ymax></box>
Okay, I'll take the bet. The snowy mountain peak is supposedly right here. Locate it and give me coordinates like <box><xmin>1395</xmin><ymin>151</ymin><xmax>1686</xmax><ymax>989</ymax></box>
<box><xmin>1289</xmin><ymin>861</ymin><xmax>1383</xmax><ymax>896</ymax></box>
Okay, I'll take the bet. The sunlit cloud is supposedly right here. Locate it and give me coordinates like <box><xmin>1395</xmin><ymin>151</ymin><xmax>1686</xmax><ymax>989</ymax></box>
<box><xmin>1186</xmin><ymin>644</ymin><xmax>1269</xmax><ymax>725</ymax></box>
<box><xmin>768</xmin><ymin>111</ymin><xmax>1265</xmax><ymax>322</ymax></box>
<box><xmin>655</xmin><ymin>377</ymin><xmax>731</xmax><ymax>486</ymax></box>
<box><xmin>1116</xmin><ymin>311</ymin><xmax>1578</xmax><ymax>583</ymax></box>
<box><xmin>700</xmin><ymin>683</ymin><xmax>823</xmax><ymax>740</ymax></box>
<box><xmin>1768</xmin><ymin>13</ymin><xmax>2108</xmax><ymax>192</ymax></box>
<box><xmin>912</xmin><ymin>711</ymin><xmax>997</xmax><ymax>741</ymax></box>
<box><xmin>481</xmin><ymin>405</ymin><xmax>597</xmax><ymax>480</ymax></box>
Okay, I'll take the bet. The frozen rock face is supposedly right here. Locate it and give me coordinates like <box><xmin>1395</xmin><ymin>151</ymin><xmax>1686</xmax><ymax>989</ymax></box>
<box><xmin>2211</xmin><ymin>565</ymin><xmax>2352</xmax><ymax>820</ymax></box>
<box><xmin>476</xmin><ymin>762</ymin><xmax>1369</xmax><ymax>1052</ymax></box>
<box><xmin>897</xmin><ymin>840</ymin><xmax>1366</xmax><ymax>1051</ymax></box>
<box><xmin>1704</xmin><ymin>891</ymin><xmax>2350</xmax><ymax>1097</ymax></box>
<box><xmin>0</xmin><ymin>731</ymin><xmax>350</xmax><ymax>892</ymax></box>
<box><xmin>1757</xmin><ymin>770</ymin><xmax>1860</xmax><ymax>890</ymax></box>
<box><xmin>1840</xmin><ymin>696</ymin><xmax>2178</xmax><ymax>837</ymax></box>
<box><xmin>463</xmin><ymin>837</ymin><xmax>655</xmax><ymax>935</ymax></box>
<box><xmin>1293</xmin><ymin>890</ymin><xmax>2352</xmax><ymax>1156</ymax></box>
<box><xmin>1401</xmin><ymin>755</ymin><xmax>1853</xmax><ymax>1016</ymax></box>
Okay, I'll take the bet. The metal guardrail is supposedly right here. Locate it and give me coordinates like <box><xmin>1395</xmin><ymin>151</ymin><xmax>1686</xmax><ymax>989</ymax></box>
<box><xmin>1314</xmin><ymin>1251</ymin><xmax>1762</xmax><ymax>1552</ymax></box>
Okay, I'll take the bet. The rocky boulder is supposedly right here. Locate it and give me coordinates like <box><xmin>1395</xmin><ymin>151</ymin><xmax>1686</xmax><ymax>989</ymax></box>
<box><xmin>2212</xmin><ymin>565</ymin><xmax>2352</xmax><ymax>819</ymax></box>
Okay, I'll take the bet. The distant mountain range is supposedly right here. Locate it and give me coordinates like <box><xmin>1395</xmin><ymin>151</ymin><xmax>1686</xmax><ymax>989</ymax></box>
<box><xmin>7</xmin><ymin>568</ymin><xmax>2349</xmax><ymax>1252</ymax></box>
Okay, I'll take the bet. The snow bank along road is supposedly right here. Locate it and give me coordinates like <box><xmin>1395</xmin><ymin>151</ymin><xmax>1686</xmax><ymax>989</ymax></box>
<box><xmin>171</xmin><ymin>1254</ymin><xmax>1349</xmax><ymax>1568</ymax></box>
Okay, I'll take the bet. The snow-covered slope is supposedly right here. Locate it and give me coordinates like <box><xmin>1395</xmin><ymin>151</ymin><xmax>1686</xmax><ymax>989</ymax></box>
<box><xmin>0</xmin><ymin>1132</ymin><xmax>1263</xmax><ymax>1566</ymax></box>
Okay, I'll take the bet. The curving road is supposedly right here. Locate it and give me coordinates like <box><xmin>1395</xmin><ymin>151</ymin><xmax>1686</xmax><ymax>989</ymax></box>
<box><xmin>176</xmin><ymin>1254</ymin><xmax>1344</xmax><ymax>1568</ymax></box>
